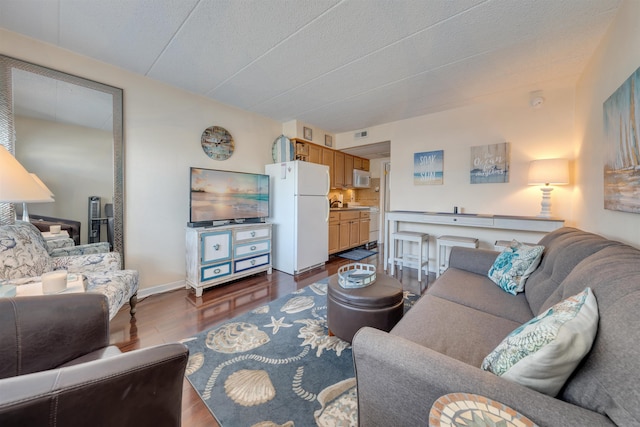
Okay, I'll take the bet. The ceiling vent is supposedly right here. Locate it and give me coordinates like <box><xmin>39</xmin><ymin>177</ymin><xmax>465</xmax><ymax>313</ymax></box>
<box><xmin>354</xmin><ymin>130</ymin><xmax>368</xmax><ymax>139</ymax></box>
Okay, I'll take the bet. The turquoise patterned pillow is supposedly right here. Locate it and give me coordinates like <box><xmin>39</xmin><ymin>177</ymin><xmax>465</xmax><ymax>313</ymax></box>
<box><xmin>488</xmin><ymin>240</ymin><xmax>544</xmax><ymax>295</ymax></box>
<box><xmin>481</xmin><ymin>287</ymin><xmax>598</xmax><ymax>396</ymax></box>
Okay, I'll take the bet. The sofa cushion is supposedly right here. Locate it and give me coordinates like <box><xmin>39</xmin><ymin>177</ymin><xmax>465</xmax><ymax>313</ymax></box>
<box><xmin>524</xmin><ymin>227</ymin><xmax>619</xmax><ymax>315</ymax></box>
<box><xmin>391</xmin><ymin>295</ymin><xmax>522</xmax><ymax>367</ymax></box>
<box><xmin>481</xmin><ymin>287</ymin><xmax>598</xmax><ymax>397</ymax></box>
<box><xmin>554</xmin><ymin>245</ymin><xmax>640</xmax><ymax>426</ymax></box>
<box><xmin>488</xmin><ymin>241</ymin><xmax>544</xmax><ymax>295</ymax></box>
<box><xmin>427</xmin><ymin>268</ymin><xmax>534</xmax><ymax>324</ymax></box>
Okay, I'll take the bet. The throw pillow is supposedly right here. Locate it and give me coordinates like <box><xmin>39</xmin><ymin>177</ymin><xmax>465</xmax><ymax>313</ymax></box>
<box><xmin>488</xmin><ymin>240</ymin><xmax>544</xmax><ymax>295</ymax></box>
<box><xmin>481</xmin><ymin>287</ymin><xmax>598</xmax><ymax>396</ymax></box>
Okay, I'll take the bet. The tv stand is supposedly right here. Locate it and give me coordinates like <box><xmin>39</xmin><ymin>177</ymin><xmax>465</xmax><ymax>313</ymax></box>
<box><xmin>185</xmin><ymin>222</ymin><xmax>272</xmax><ymax>297</ymax></box>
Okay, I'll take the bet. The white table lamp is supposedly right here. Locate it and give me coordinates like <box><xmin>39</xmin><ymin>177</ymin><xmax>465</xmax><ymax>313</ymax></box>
<box><xmin>0</xmin><ymin>145</ymin><xmax>54</xmax><ymax>225</ymax></box>
<box><xmin>528</xmin><ymin>158</ymin><xmax>569</xmax><ymax>218</ymax></box>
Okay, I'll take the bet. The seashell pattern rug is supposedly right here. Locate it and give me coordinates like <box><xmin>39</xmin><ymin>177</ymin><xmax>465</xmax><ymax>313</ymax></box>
<box><xmin>182</xmin><ymin>280</ymin><xmax>419</xmax><ymax>427</ymax></box>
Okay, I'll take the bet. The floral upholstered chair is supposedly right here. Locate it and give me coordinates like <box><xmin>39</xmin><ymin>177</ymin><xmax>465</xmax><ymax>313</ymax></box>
<box><xmin>0</xmin><ymin>221</ymin><xmax>138</xmax><ymax>320</ymax></box>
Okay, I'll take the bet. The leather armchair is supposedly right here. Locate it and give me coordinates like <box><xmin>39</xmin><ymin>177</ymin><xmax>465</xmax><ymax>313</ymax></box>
<box><xmin>0</xmin><ymin>294</ymin><xmax>189</xmax><ymax>426</ymax></box>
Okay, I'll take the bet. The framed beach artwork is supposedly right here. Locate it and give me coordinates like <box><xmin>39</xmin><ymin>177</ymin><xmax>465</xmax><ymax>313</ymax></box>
<box><xmin>603</xmin><ymin>66</ymin><xmax>640</xmax><ymax>214</ymax></box>
<box><xmin>414</xmin><ymin>150</ymin><xmax>443</xmax><ymax>185</ymax></box>
<box><xmin>470</xmin><ymin>142</ymin><xmax>510</xmax><ymax>184</ymax></box>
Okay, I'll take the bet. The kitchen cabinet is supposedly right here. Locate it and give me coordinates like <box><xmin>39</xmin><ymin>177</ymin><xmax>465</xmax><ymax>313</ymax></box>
<box><xmin>328</xmin><ymin>211</ymin><xmax>340</xmax><ymax>254</ymax></box>
<box><xmin>353</xmin><ymin>157</ymin><xmax>362</xmax><ymax>170</ymax></box>
<box><xmin>344</xmin><ymin>154</ymin><xmax>354</xmax><ymax>187</ymax></box>
<box><xmin>291</xmin><ymin>138</ymin><xmax>368</xmax><ymax>186</ymax></box>
<box><xmin>308</xmin><ymin>144</ymin><xmax>322</xmax><ymax>163</ymax></box>
<box><xmin>334</xmin><ymin>151</ymin><xmax>345</xmax><ymax>188</ymax></box>
<box><xmin>329</xmin><ymin>209</ymin><xmax>370</xmax><ymax>255</ymax></box>
<box><xmin>321</xmin><ymin>147</ymin><xmax>334</xmax><ymax>170</ymax></box>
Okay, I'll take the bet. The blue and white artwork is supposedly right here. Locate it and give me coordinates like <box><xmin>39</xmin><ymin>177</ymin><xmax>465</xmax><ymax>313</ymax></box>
<box><xmin>470</xmin><ymin>142</ymin><xmax>509</xmax><ymax>184</ymax></box>
<box><xmin>603</xmin><ymin>65</ymin><xmax>640</xmax><ymax>214</ymax></box>
<box><xmin>414</xmin><ymin>150</ymin><xmax>443</xmax><ymax>185</ymax></box>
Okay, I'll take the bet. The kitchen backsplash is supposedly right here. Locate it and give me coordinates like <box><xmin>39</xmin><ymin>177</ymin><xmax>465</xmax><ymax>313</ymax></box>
<box><xmin>329</xmin><ymin>178</ymin><xmax>380</xmax><ymax>207</ymax></box>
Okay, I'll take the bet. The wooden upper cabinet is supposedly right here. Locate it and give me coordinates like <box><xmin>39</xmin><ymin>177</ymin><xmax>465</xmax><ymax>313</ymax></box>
<box><xmin>308</xmin><ymin>144</ymin><xmax>322</xmax><ymax>163</ymax></box>
<box><xmin>353</xmin><ymin>157</ymin><xmax>362</xmax><ymax>170</ymax></box>
<box><xmin>321</xmin><ymin>148</ymin><xmax>334</xmax><ymax>187</ymax></box>
<box><xmin>334</xmin><ymin>152</ymin><xmax>345</xmax><ymax>188</ymax></box>
<box><xmin>344</xmin><ymin>154</ymin><xmax>354</xmax><ymax>187</ymax></box>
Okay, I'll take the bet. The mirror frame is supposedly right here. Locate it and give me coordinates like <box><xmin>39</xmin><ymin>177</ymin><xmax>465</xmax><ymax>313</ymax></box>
<box><xmin>0</xmin><ymin>54</ymin><xmax>125</xmax><ymax>264</ymax></box>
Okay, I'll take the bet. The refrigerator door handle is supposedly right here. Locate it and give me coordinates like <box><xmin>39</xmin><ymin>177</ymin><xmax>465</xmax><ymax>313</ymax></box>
<box><xmin>324</xmin><ymin>169</ymin><xmax>330</xmax><ymax>196</ymax></box>
<box><xmin>324</xmin><ymin>197</ymin><xmax>330</xmax><ymax>223</ymax></box>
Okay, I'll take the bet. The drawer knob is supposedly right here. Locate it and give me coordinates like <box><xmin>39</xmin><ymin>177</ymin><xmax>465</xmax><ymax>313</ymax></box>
<box><xmin>251</xmin><ymin>231</ymin><xmax>256</xmax><ymax>237</ymax></box>
<box><xmin>213</xmin><ymin>243</ymin><xmax>220</xmax><ymax>250</ymax></box>
<box><xmin>251</xmin><ymin>259</ymin><xmax>256</xmax><ymax>265</ymax></box>
<box><xmin>250</xmin><ymin>245</ymin><xmax>257</xmax><ymax>251</ymax></box>
<box><xmin>214</xmin><ymin>268</ymin><xmax>221</xmax><ymax>274</ymax></box>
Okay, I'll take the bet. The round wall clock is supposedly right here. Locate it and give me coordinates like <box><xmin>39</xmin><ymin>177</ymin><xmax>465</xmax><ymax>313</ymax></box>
<box><xmin>201</xmin><ymin>126</ymin><xmax>235</xmax><ymax>160</ymax></box>
<box><xmin>271</xmin><ymin>134</ymin><xmax>294</xmax><ymax>163</ymax></box>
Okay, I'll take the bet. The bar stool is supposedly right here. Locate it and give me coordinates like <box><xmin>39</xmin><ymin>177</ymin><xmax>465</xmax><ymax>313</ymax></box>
<box><xmin>436</xmin><ymin>235</ymin><xmax>479</xmax><ymax>277</ymax></box>
<box><xmin>391</xmin><ymin>231</ymin><xmax>429</xmax><ymax>283</ymax></box>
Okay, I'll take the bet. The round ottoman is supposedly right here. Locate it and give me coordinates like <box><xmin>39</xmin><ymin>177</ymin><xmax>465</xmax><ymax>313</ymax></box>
<box><xmin>327</xmin><ymin>273</ymin><xmax>404</xmax><ymax>343</ymax></box>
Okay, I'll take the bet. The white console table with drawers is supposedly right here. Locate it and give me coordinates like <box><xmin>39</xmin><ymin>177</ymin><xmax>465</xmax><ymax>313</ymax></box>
<box><xmin>384</xmin><ymin>211</ymin><xmax>564</xmax><ymax>273</ymax></box>
<box><xmin>186</xmin><ymin>222</ymin><xmax>272</xmax><ymax>297</ymax></box>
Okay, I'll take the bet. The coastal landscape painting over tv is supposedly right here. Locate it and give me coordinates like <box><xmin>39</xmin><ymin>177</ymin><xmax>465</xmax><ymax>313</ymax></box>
<box><xmin>190</xmin><ymin>168</ymin><xmax>269</xmax><ymax>224</ymax></box>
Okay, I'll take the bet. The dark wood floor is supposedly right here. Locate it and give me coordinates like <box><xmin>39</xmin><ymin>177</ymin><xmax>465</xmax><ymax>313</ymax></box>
<box><xmin>109</xmin><ymin>247</ymin><xmax>430</xmax><ymax>426</ymax></box>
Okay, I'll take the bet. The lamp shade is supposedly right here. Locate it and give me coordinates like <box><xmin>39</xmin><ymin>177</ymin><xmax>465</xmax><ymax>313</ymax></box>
<box><xmin>528</xmin><ymin>159</ymin><xmax>569</xmax><ymax>185</ymax></box>
<box><xmin>0</xmin><ymin>145</ymin><xmax>54</xmax><ymax>203</ymax></box>
<box><xmin>29</xmin><ymin>173</ymin><xmax>55</xmax><ymax>199</ymax></box>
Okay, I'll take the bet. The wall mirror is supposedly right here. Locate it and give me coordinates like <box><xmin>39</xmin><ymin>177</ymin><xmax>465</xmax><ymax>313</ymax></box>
<box><xmin>0</xmin><ymin>54</ymin><xmax>125</xmax><ymax>263</ymax></box>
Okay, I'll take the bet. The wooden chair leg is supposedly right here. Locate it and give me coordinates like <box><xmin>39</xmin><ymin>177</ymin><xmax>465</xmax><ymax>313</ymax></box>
<box><xmin>129</xmin><ymin>293</ymin><xmax>138</xmax><ymax>317</ymax></box>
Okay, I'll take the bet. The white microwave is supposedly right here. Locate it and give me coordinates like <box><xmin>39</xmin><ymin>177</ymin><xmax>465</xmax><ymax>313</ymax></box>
<box><xmin>353</xmin><ymin>169</ymin><xmax>371</xmax><ymax>188</ymax></box>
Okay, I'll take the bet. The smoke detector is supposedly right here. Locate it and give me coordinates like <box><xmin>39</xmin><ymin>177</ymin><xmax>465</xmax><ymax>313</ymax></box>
<box><xmin>529</xmin><ymin>91</ymin><xmax>545</xmax><ymax>109</ymax></box>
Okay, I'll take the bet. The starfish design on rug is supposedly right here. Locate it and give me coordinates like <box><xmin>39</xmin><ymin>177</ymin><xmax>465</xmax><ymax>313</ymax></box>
<box><xmin>264</xmin><ymin>316</ymin><xmax>293</xmax><ymax>334</ymax></box>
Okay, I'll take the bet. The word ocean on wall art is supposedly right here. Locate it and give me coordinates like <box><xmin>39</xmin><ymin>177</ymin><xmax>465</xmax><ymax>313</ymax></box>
<box><xmin>470</xmin><ymin>142</ymin><xmax>510</xmax><ymax>184</ymax></box>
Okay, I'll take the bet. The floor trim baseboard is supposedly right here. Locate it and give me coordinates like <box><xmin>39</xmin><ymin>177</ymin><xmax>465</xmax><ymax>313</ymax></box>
<box><xmin>137</xmin><ymin>280</ymin><xmax>185</xmax><ymax>299</ymax></box>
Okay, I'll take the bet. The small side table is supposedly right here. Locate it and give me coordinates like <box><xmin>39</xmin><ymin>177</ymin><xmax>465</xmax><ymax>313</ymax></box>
<box><xmin>429</xmin><ymin>393</ymin><xmax>538</xmax><ymax>427</ymax></box>
<box><xmin>13</xmin><ymin>274</ymin><xmax>85</xmax><ymax>297</ymax></box>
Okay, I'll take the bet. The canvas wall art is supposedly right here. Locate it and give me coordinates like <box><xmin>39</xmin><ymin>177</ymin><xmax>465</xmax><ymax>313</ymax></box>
<box><xmin>414</xmin><ymin>150</ymin><xmax>443</xmax><ymax>185</ymax></box>
<box><xmin>470</xmin><ymin>142</ymin><xmax>510</xmax><ymax>184</ymax></box>
<box><xmin>603</xmin><ymin>66</ymin><xmax>640</xmax><ymax>214</ymax></box>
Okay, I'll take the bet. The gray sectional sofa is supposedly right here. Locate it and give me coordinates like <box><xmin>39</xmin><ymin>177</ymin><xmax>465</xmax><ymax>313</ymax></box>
<box><xmin>352</xmin><ymin>227</ymin><xmax>640</xmax><ymax>426</ymax></box>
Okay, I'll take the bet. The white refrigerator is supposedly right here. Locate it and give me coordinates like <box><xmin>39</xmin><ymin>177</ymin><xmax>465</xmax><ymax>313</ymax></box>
<box><xmin>265</xmin><ymin>161</ymin><xmax>330</xmax><ymax>275</ymax></box>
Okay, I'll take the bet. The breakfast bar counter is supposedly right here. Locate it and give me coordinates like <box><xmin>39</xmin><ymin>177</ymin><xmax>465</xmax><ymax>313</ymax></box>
<box><xmin>384</xmin><ymin>211</ymin><xmax>564</xmax><ymax>272</ymax></box>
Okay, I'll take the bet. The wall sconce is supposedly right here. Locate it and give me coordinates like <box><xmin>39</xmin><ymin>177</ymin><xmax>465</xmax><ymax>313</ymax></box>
<box><xmin>0</xmin><ymin>145</ymin><xmax>54</xmax><ymax>225</ymax></box>
<box><xmin>528</xmin><ymin>158</ymin><xmax>569</xmax><ymax>218</ymax></box>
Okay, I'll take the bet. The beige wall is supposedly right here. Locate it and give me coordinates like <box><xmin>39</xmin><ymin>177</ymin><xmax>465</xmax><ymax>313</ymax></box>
<box><xmin>574</xmin><ymin>0</ymin><xmax>640</xmax><ymax>246</ymax></box>
<box><xmin>337</xmin><ymin>81</ymin><xmax>578</xmax><ymax>251</ymax></box>
<box><xmin>15</xmin><ymin>116</ymin><xmax>113</xmax><ymax>244</ymax></box>
<box><xmin>1</xmin><ymin>29</ymin><xmax>282</xmax><ymax>293</ymax></box>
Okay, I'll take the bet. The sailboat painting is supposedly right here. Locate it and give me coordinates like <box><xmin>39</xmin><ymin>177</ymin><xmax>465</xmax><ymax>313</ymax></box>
<box><xmin>603</xmin><ymin>66</ymin><xmax>640</xmax><ymax>213</ymax></box>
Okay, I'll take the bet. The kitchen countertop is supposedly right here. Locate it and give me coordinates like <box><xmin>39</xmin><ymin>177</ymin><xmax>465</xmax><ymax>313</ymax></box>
<box><xmin>330</xmin><ymin>207</ymin><xmax>371</xmax><ymax>211</ymax></box>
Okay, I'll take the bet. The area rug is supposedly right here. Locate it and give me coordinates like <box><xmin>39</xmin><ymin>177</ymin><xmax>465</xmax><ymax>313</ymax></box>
<box><xmin>181</xmin><ymin>280</ymin><xmax>418</xmax><ymax>427</ymax></box>
<box><xmin>337</xmin><ymin>249</ymin><xmax>378</xmax><ymax>261</ymax></box>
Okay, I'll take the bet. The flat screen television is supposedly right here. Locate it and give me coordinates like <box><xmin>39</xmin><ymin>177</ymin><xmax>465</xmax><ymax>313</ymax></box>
<box><xmin>189</xmin><ymin>167</ymin><xmax>270</xmax><ymax>227</ymax></box>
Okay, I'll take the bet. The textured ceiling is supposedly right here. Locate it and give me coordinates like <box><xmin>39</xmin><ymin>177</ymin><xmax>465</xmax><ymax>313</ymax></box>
<box><xmin>0</xmin><ymin>0</ymin><xmax>621</xmax><ymax>135</ymax></box>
